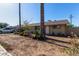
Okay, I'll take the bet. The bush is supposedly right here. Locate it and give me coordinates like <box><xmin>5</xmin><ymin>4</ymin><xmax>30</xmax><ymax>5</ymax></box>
<box><xmin>14</xmin><ymin>26</ymin><xmax>33</xmax><ymax>37</ymax></box>
<box><xmin>33</xmin><ymin>29</ymin><xmax>41</xmax><ymax>39</ymax></box>
<box><xmin>0</xmin><ymin>23</ymin><xmax>8</xmax><ymax>29</ymax></box>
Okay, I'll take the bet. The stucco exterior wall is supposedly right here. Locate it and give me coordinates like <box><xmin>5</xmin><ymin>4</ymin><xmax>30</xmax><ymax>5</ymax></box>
<box><xmin>45</xmin><ymin>26</ymin><xmax>49</xmax><ymax>34</ymax></box>
<box><xmin>45</xmin><ymin>24</ymin><xmax>67</xmax><ymax>35</ymax></box>
<box><xmin>30</xmin><ymin>24</ymin><xmax>67</xmax><ymax>36</ymax></box>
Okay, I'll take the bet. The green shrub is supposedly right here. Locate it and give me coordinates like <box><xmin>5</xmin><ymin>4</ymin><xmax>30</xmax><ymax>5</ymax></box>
<box><xmin>32</xmin><ymin>29</ymin><xmax>41</xmax><ymax>39</ymax></box>
<box><xmin>35</xmin><ymin>29</ymin><xmax>40</xmax><ymax>38</ymax></box>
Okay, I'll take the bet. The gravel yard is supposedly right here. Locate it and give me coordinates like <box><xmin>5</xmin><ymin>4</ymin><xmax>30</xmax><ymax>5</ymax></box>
<box><xmin>0</xmin><ymin>34</ymin><xmax>78</xmax><ymax>56</ymax></box>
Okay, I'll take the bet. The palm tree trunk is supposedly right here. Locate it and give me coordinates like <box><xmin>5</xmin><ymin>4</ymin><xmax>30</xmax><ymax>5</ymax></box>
<box><xmin>40</xmin><ymin>3</ymin><xmax>45</xmax><ymax>40</ymax></box>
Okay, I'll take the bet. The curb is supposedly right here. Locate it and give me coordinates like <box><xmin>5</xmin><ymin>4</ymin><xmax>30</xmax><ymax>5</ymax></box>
<box><xmin>0</xmin><ymin>45</ymin><xmax>12</xmax><ymax>56</ymax></box>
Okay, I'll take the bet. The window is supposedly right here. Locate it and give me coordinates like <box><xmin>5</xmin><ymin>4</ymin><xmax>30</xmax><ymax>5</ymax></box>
<box><xmin>53</xmin><ymin>25</ymin><xmax>61</xmax><ymax>29</ymax></box>
<box><xmin>53</xmin><ymin>25</ymin><xmax>57</xmax><ymax>28</ymax></box>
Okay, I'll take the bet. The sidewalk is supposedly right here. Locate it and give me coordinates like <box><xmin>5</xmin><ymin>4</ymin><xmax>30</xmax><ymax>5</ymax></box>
<box><xmin>0</xmin><ymin>45</ymin><xmax>11</xmax><ymax>56</ymax></box>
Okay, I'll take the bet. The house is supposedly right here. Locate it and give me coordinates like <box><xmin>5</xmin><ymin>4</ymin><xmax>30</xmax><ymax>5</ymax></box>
<box><xmin>29</xmin><ymin>19</ymin><xmax>69</xmax><ymax>36</ymax></box>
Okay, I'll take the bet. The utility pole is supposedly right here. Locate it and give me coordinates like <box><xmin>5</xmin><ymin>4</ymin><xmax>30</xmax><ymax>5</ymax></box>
<box><xmin>69</xmin><ymin>14</ymin><xmax>74</xmax><ymax>37</ymax></box>
<box><xmin>40</xmin><ymin>3</ymin><xmax>45</xmax><ymax>40</ymax></box>
<box><xmin>69</xmin><ymin>14</ymin><xmax>73</xmax><ymax>25</ymax></box>
<box><xmin>19</xmin><ymin>3</ymin><xmax>21</xmax><ymax>30</ymax></box>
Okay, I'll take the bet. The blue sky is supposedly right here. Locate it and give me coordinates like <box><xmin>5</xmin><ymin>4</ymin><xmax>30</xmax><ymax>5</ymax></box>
<box><xmin>0</xmin><ymin>3</ymin><xmax>79</xmax><ymax>26</ymax></box>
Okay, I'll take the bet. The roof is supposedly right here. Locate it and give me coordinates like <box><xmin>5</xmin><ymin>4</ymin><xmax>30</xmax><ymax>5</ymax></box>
<box><xmin>29</xmin><ymin>19</ymin><xmax>69</xmax><ymax>26</ymax></box>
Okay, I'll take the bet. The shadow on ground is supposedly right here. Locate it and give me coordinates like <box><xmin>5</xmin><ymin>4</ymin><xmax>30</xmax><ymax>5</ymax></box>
<box><xmin>35</xmin><ymin>37</ymin><xmax>71</xmax><ymax>48</ymax></box>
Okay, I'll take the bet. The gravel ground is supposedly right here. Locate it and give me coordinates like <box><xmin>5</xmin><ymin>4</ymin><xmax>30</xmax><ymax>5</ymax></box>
<box><xmin>0</xmin><ymin>34</ymin><xmax>77</xmax><ymax>56</ymax></box>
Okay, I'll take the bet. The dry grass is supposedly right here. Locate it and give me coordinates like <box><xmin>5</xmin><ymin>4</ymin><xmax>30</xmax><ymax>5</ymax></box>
<box><xmin>0</xmin><ymin>34</ymin><xmax>79</xmax><ymax>56</ymax></box>
<box><xmin>63</xmin><ymin>36</ymin><xmax>79</xmax><ymax>56</ymax></box>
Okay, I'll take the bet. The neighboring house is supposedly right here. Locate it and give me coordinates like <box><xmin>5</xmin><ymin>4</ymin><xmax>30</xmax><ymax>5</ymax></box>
<box><xmin>29</xmin><ymin>19</ymin><xmax>69</xmax><ymax>35</ymax></box>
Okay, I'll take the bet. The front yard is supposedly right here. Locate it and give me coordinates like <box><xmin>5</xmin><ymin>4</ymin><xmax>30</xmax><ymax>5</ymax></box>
<box><xmin>0</xmin><ymin>34</ymin><xmax>79</xmax><ymax>56</ymax></box>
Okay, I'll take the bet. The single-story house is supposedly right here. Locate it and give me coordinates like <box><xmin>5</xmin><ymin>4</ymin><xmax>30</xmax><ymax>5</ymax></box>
<box><xmin>29</xmin><ymin>19</ymin><xmax>70</xmax><ymax>36</ymax></box>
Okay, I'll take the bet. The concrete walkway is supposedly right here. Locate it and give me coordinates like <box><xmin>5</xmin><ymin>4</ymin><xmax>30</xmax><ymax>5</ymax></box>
<box><xmin>0</xmin><ymin>45</ymin><xmax>11</xmax><ymax>56</ymax></box>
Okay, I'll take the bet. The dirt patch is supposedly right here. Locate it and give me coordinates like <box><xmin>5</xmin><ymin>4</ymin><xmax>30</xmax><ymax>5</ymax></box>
<box><xmin>0</xmin><ymin>34</ymin><xmax>74</xmax><ymax>56</ymax></box>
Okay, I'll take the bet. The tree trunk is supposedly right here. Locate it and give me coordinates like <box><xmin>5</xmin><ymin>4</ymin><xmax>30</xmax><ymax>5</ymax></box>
<box><xmin>40</xmin><ymin>3</ymin><xmax>45</xmax><ymax>40</ymax></box>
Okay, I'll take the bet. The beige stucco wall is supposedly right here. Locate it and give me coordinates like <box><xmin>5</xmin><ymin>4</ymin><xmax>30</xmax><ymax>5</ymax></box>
<box><xmin>53</xmin><ymin>25</ymin><xmax>66</xmax><ymax>35</ymax></box>
<box><xmin>45</xmin><ymin>24</ymin><xmax>67</xmax><ymax>35</ymax></box>
<box><xmin>45</xmin><ymin>26</ymin><xmax>49</xmax><ymax>34</ymax></box>
<box><xmin>31</xmin><ymin>24</ymin><xmax>67</xmax><ymax>35</ymax></box>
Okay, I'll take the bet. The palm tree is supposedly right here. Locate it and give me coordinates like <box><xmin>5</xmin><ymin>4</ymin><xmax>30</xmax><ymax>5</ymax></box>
<box><xmin>40</xmin><ymin>3</ymin><xmax>45</xmax><ymax>40</ymax></box>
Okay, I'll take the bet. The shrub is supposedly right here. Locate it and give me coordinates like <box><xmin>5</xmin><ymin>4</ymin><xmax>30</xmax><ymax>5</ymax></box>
<box><xmin>33</xmin><ymin>29</ymin><xmax>41</xmax><ymax>39</ymax></box>
<box><xmin>14</xmin><ymin>26</ymin><xmax>30</xmax><ymax>36</ymax></box>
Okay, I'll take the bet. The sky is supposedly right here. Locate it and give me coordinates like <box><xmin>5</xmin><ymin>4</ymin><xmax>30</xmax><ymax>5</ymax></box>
<box><xmin>0</xmin><ymin>3</ymin><xmax>79</xmax><ymax>26</ymax></box>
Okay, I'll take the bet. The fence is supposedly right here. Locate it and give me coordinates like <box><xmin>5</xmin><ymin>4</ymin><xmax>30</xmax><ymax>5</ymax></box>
<box><xmin>66</xmin><ymin>27</ymin><xmax>79</xmax><ymax>37</ymax></box>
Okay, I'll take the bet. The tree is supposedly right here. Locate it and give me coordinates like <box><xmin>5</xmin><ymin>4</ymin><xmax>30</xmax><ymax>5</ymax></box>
<box><xmin>23</xmin><ymin>20</ymin><xmax>32</xmax><ymax>30</ymax></box>
<box><xmin>23</xmin><ymin>20</ymin><xmax>29</xmax><ymax>26</ymax></box>
<box><xmin>68</xmin><ymin>23</ymin><xmax>74</xmax><ymax>28</ymax></box>
<box><xmin>0</xmin><ymin>23</ymin><xmax>8</xmax><ymax>28</ymax></box>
